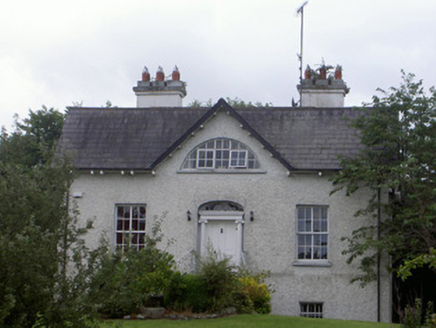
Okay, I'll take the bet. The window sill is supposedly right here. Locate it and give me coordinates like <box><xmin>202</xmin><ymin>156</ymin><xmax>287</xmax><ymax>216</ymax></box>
<box><xmin>177</xmin><ymin>169</ymin><xmax>266</xmax><ymax>174</ymax></box>
<box><xmin>292</xmin><ymin>260</ymin><xmax>332</xmax><ymax>267</ymax></box>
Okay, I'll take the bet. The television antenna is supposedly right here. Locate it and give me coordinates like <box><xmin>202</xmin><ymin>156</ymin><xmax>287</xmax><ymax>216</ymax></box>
<box><xmin>297</xmin><ymin>1</ymin><xmax>308</xmax><ymax>106</ymax></box>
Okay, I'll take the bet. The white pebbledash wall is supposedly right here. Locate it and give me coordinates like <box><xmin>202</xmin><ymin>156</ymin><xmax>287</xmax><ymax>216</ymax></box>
<box><xmin>70</xmin><ymin>111</ymin><xmax>391</xmax><ymax>322</ymax></box>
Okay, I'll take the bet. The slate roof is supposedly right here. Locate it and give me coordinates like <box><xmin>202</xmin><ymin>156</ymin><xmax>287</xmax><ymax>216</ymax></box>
<box><xmin>57</xmin><ymin>99</ymin><xmax>363</xmax><ymax>171</ymax></box>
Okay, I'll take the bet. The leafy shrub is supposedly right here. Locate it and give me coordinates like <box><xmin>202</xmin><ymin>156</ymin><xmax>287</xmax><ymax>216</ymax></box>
<box><xmin>165</xmin><ymin>249</ymin><xmax>272</xmax><ymax>315</ymax></box>
<box><xmin>164</xmin><ymin>271</ymin><xmax>187</xmax><ymax>312</ymax></box>
<box><xmin>402</xmin><ymin>298</ymin><xmax>436</xmax><ymax>328</ymax></box>
<box><xmin>403</xmin><ymin>298</ymin><xmax>422</xmax><ymax>328</ymax></box>
<box><xmin>91</xmin><ymin>219</ymin><xmax>175</xmax><ymax>318</ymax></box>
<box><xmin>196</xmin><ymin>249</ymin><xmax>237</xmax><ymax>312</ymax></box>
<box><xmin>426</xmin><ymin>301</ymin><xmax>436</xmax><ymax>328</ymax></box>
<box><xmin>164</xmin><ymin>272</ymin><xmax>209</xmax><ymax>313</ymax></box>
<box><xmin>233</xmin><ymin>270</ymin><xmax>272</xmax><ymax>314</ymax></box>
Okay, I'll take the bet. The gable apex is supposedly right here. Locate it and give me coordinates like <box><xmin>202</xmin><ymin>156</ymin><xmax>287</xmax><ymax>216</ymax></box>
<box><xmin>209</xmin><ymin>99</ymin><xmax>295</xmax><ymax>171</ymax></box>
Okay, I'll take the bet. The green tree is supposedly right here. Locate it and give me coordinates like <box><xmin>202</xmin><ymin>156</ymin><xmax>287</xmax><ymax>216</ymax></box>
<box><xmin>0</xmin><ymin>108</ymin><xmax>105</xmax><ymax>327</ymax></box>
<box><xmin>0</xmin><ymin>106</ymin><xmax>65</xmax><ymax>167</ymax></box>
<box><xmin>331</xmin><ymin>71</ymin><xmax>436</xmax><ymax>283</ymax></box>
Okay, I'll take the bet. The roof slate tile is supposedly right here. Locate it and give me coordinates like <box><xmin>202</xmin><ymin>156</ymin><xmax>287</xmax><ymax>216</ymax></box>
<box><xmin>57</xmin><ymin>102</ymin><xmax>363</xmax><ymax>171</ymax></box>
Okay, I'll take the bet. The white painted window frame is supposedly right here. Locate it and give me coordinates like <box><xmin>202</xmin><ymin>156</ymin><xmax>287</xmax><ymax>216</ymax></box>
<box><xmin>181</xmin><ymin>138</ymin><xmax>260</xmax><ymax>171</ymax></box>
<box><xmin>115</xmin><ymin>204</ymin><xmax>146</xmax><ymax>251</ymax></box>
<box><xmin>295</xmin><ymin>205</ymin><xmax>329</xmax><ymax>263</ymax></box>
<box><xmin>196</xmin><ymin>149</ymin><xmax>215</xmax><ymax>168</ymax></box>
<box><xmin>229</xmin><ymin>149</ymin><xmax>248</xmax><ymax>168</ymax></box>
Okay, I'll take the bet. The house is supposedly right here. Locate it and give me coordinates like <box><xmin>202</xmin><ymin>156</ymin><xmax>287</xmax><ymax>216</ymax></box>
<box><xmin>57</xmin><ymin>65</ymin><xmax>391</xmax><ymax>322</ymax></box>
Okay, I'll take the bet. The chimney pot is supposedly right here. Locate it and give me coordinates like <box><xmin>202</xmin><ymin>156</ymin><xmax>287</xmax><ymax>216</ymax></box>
<box><xmin>304</xmin><ymin>65</ymin><xmax>311</xmax><ymax>80</ymax></box>
<box><xmin>335</xmin><ymin>65</ymin><xmax>342</xmax><ymax>80</ymax></box>
<box><xmin>172</xmin><ymin>65</ymin><xmax>180</xmax><ymax>81</ymax></box>
<box><xmin>142</xmin><ymin>66</ymin><xmax>150</xmax><ymax>82</ymax></box>
<box><xmin>156</xmin><ymin>66</ymin><xmax>165</xmax><ymax>81</ymax></box>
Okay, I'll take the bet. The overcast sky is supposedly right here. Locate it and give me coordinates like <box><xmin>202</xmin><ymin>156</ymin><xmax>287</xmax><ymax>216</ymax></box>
<box><xmin>1</xmin><ymin>0</ymin><xmax>435</xmax><ymax>130</ymax></box>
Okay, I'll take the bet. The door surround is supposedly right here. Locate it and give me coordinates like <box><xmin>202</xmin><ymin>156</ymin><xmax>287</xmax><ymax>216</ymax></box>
<box><xmin>198</xmin><ymin>201</ymin><xmax>245</xmax><ymax>265</ymax></box>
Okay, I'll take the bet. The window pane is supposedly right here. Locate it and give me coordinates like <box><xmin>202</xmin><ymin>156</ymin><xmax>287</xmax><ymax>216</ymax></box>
<box><xmin>313</xmin><ymin>219</ymin><xmax>321</xmax><ymax>232</ymax></box>
<box><xmin>313</xmin><ymin>207</ymin><xmax>320</xmax><ymax>220</ymax></box>
<box><xmin>304</xmin><ymin>247</ymin><xmax>311</xmax><ymax>259</ymax></box>
<box><xmin>298</xmin><ymin>247</ymin><xmax>305</xmax><ymax>259</ymax></box>
<box><xmin>305</xmin><ymin>207</ymin><xmax>311</xmax><ymax>219</ymax></box>
<box><xmin>298</xmin><ymin>219</ymin><xmax>305</xmax><ymax>232</ymax></box>
<box><xmin>321</xmin><ymin>220</ymin><xmax>328</xmax><ymax>232</ymax></box>
<box><xmin>139</xmin><ymin>206</ymin><xmax>146</xmax><ymax>218</ymax></box>
<box><xmin>321</xmin><ymin>234</ymin><xmax>328</xmax><ymax>246</ymax></box>
<box><xmin>321</xmin><ymin>246</ymin><xmax>328</xmax><ymax>259</ymax></box>
<box><xmin>313</xmin><ymin>247</ymin><xmax>320</xmax><ymax>259</ymax></box>
<box><xmin>321</xmin><ymin>207</ymin><xmax>328</xmax><ymax>219</ymax></box>
<box><xmin>139</xmin><ymin>220</ymin><xmax>146</xmax><ymax>231</ymax></box>
<box><xmin>116</xmin><ymin>233</ymin><xmax>124</xmax><ymax>245</ymax></box>
<box><xmin>132</xmin><ymin>219</ymin><xmax>138</xmax><ymax>230</ymax></box>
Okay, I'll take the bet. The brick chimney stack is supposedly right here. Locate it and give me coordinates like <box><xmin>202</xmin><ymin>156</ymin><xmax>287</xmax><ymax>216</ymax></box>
<box><xmin>297</xmin><ymin>64</ymin><xmax>349</xmax><ymax>107</ymax></box>
<box><xmin>133</xmin><ymin>65</ymin><xmax>187</xmax><ymax>108</ymax></box>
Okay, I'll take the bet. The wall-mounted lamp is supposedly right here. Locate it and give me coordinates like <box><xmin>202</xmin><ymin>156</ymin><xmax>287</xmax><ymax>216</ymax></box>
<box><xmin>250</xmin><ymin>211</ymin><xmax>254</xmax><ymax>222</ymax></box>
<box><xmin>187</xmin><ymin>210</ymin><xmax>192</xmax><ymax>221</ymax></box>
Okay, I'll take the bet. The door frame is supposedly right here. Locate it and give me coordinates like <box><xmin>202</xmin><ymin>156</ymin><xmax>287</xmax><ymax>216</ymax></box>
<box><xmin>198</xmin><ymin>210</ymin><xmax>245</xmax><ymax>266</ymax></box>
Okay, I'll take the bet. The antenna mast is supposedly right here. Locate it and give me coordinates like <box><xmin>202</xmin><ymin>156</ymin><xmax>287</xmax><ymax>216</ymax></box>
<box><xmin>297</xmin><ymin>1</ymin><xmax>308</xmax><ymax>106</ymax></box>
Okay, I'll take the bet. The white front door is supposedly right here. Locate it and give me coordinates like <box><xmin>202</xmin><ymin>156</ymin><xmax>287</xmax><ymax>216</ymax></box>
<box><xmin>199</xmin><ymin>211</ymin><xmax>244</xmax><ymax>266</ymax></box>
<box><xmin>205</xmin><ymin>220</ymin><xmax>238</xmax><ymax>262</ymax></box>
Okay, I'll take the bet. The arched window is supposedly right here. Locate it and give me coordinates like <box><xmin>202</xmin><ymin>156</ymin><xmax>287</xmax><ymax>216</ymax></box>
<box><xmin>181</xmin><ymin>138</ymin><xmax>260</xmax><ymax>170</ymax></box>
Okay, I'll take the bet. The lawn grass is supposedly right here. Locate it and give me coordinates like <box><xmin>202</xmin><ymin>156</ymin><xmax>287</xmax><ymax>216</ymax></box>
<box><xmin>101</xmin><ymin>314</ymin><xmax>401</xmax><ymax>328</ymax></box>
